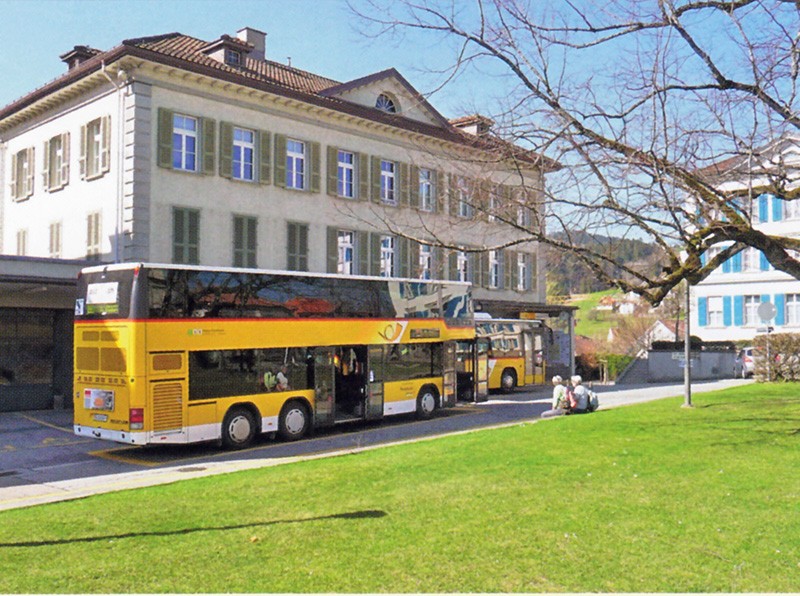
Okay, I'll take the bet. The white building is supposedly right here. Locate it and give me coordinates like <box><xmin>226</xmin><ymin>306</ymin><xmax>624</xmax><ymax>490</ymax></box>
<box><xmin>0</xmin><ymin>27</ymin><xmax>568</xmax><ymax>410</ymax></box>
<box><xmin>693</xmin><ymin>137</ymin><xmax>800</xmax><ymax>342</ymax></box>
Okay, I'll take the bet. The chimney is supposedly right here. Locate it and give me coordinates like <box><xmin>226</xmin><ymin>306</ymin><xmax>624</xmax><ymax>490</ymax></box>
<box><xmin>59</xmin><ymin>45</ymin><xmax>101</xmax><ymax>71</ymax></box>
<box><xmin>237</xmin><ymin>27</ymin><xmax>266</xmax><ymax>61</ymax></box>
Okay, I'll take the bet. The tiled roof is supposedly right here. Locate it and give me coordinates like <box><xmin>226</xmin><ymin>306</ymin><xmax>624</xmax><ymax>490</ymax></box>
<box><xmin>125</xmin><ymin>33</ymin><xmax>341</xmax><ymax>94</ymax></box>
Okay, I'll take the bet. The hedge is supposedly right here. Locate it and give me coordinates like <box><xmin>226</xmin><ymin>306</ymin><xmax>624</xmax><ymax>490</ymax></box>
<box><xmin>752</xmin><ymin>333</ymin><xmax>800</xmax><ymax>381</ymax></box>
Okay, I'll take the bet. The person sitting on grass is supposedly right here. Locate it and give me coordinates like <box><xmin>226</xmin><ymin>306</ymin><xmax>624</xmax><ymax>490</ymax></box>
<box><xmin>541</xmin><ymin>375</ymin><xmax>569</xmax><ymax>418</ymax></box>
<box><xmin>568</xmin><ymin>374</ymin><xmax>590</xmax><ymax>414</ymax></box>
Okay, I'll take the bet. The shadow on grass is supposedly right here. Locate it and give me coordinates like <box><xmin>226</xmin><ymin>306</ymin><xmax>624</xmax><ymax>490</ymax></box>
<box><xmin>0</xmin><ymin>509</ymin><xmax>387</xmax><ymax>548</ymax></box>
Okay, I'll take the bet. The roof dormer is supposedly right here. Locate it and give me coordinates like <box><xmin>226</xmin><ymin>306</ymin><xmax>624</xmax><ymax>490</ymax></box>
<box><xmin>200</xmin><ymin>34</ymin><xmax>253</xmax><ymax>67</ymax></box>
<box><xmin>450</xmin><ymin>114</ymin><xmax>495</xmax><ymax>136</ymax></box>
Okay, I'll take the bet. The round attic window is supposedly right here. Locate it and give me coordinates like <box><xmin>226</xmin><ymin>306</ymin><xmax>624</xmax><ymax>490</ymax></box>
<box><xmin>376</xmin><ymin>93</ymin><xmax>398</xmax><ymax>113</ymax></box>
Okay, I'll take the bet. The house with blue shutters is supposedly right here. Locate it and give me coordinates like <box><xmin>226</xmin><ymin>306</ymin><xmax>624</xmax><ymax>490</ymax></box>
<box><xmin>694</xmin><ymin>190</ymin><xmax>800</xmax><ymax>342</ymax></box>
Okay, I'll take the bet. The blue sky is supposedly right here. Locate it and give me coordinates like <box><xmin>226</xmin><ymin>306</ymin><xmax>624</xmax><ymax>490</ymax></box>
<box><xmin>0</xmin><ymin>0</ymin><xmax>488</xmax><ymax>119</ymax></box>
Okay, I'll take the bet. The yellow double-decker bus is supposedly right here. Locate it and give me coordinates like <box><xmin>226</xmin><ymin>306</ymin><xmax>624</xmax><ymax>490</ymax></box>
<box><xmin>73</xmin><ymin>263</ymin><xmax>473</xmax><ymax>448</ymax></box>
<box><xmin>476</xmin><ymin>318</ymin><xmax>549</xmax><ymax>393</ymax></box>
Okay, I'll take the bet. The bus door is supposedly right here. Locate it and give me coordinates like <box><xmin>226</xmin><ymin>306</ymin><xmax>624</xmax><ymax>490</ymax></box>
<box><xmin>313</xmin><ymin>347</ymin><xmax>336</xmax><ymax>427</ymax></box>
<box><xmin>366</xmin><ymin>345</ymin><xmax>384</xmax><ymax>420</ymax></box>
<box><xmin>443</xmin><ymin>341</ymin><xmax>458</xmax><ymax>407</ymax></box>
<box><xmin>523</xmin><ymin>329</ymin><xmax>536</xmax><ymax>385</ymax></box>
<box><xmin>474</xmin><ymin>337</ymin><xmax>490</xmax><ymax>402</ymax></box>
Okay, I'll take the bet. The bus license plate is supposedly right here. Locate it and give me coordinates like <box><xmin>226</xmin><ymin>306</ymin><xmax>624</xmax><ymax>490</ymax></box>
<box><xmin>93</xmin><ymin>413</ymin><xmax>109</xmax><ymax>422</ymax></box>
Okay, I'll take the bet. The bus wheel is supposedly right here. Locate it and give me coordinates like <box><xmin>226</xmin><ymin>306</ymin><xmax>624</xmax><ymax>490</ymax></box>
<box><xmin>222</xmin><ymin>407</ymin><xmax>257</xmax><ymax>449</ymax></box>
<box><xmin>501</xmin><ymin>369</ymin><xmax>517</xmax><ymax>393</ymax></box>
<box><xmin>416</xmin><ymin>387</ymin><xmax>438</xmax><ymax>420</ymax></box>
<box><xmin>278</xmin><ymin>400</ymin><xmax>310</xmax><ymax>441</ymax></box>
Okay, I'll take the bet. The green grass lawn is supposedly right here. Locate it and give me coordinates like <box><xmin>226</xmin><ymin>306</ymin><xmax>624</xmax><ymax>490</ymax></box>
<box><xmin>1</xmin><ymin>384</ymin><xmax>799</xmax><ymax>592</ymax></box>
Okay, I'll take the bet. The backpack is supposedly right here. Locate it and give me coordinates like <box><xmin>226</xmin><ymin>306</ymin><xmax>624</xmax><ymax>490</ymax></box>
<box><xmin>587</xmin><ymin>390</ymin><xmax>599</xmax><ymax>412</ymax></box>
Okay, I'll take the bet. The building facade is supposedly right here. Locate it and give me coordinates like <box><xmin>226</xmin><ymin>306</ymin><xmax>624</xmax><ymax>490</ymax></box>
<box><xmin>693</xmin><ymin>139</ymin><xmax>800</xmax><ymax>342</ymax></box>
<box><xmin>0</xmin><ymin>27</ymin><xmax>566</xmax><ymax>410</ymax></box>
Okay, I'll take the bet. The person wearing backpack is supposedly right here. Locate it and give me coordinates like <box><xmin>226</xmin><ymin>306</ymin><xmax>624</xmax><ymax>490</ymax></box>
<box><xmin>568</xmin><ymin>375</ymin><xmax>590</xmax><ymax>414</ymax></box>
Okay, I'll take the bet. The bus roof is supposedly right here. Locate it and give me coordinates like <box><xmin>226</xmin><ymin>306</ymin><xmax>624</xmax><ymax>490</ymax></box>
<box><xmin>79</xmin><ymin>262</ymin><xmax>473</xmax><ymax>288</ymax></box>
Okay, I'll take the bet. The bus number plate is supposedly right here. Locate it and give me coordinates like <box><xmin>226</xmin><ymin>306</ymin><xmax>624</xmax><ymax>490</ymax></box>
<box><xmin>93</xmin><ymin>413</ymin><xmax>109</xmax><ymax>422</ymax></box>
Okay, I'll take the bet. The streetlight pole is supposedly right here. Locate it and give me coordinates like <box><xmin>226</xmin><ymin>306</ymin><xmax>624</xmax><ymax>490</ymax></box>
<box><xmin>684</xmin><ymin>281</ymin><xmax>693</xmax><ymax>408</ymax></box>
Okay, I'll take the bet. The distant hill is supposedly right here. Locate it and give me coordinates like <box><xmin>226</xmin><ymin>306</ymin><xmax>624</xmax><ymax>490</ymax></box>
<box><xmin>546</xmin><ymin>234</ymin><xmax>662</xmax><ymax>296</ymax></box>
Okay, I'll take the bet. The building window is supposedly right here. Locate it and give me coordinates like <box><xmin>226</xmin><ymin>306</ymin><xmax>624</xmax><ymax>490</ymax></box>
<box><xmin>380</xmin><ymin>235</ymin><xmax>395</xmax><ymax>277</ymax></box>
<box><xmin>172</xmin><ymin>114</ymin><xmax>198</xmax><ymax>172</ymax></box>
<box><xmin>287</xmin><ymin>222</ymin><xmax>309</xmax><ymax>272</ymax></box>
<box><xmin>45</xmin><ymin>133</ymin><xmax>70</xmax><ymax>191</ymax></box>
<box><xmin>458</xmin><ymin>179</ymin><xmax>473</xmax><ymax>218</ymax></box>
<box><xmin>80</xmin><ymin>116</ymin><xmax>111</xmax><ymax>180</ymax></box>
<box><xmin>338</xmin><ymin>150</ymin><xmax>355</xmax><ymax>198</ymax></box>
<box><xmin>488</xmin><ymin>187</ymin><xmax>500</xmax><ymax>222</ymax></box>
<box><xmin>380</xmin><ymin>160</ymin><xmax>396</xmax><ymax>204</ymax></box>
<box><xmin>489</xmin><ymin>250</ymin><xmax>501</xmax><ymax>289</ymax></box>
<box><xmin>517</xmin><ymin>203</ymin><xmax>532</xmax><ymax>228</ymax></box>
<box><xmin>286</xmin><ymin>139</ymin><xmax>306</xmax><ymax>190</ymax></box>
<box><xmin>16</xmin><ymin>229</ymin><xmax>27</xmax><ymax>256</ymax></box>
<box><xmin>232</xmin><ymin>128</ymin><xmax>255</xmax><ymax>181</ymax></box>
<box><xmin>708</xmin><ymin>296</ymin><xmax>724</xmax><ymax>327</ymax></box>
<box><xmin>785</xmin><ymin>199</ymin><xmax>800</xmax><ymax>220</ymax></box>
<box><xmin>517</xmin><ymin>253</ymin><xmax>528</xmax><ymax>291</ymax></box>
<box><xmin>743</xmin><ymin>295</ymin><xmax>761</xmax><ymax>326</ymax></box>
<box><xmin>173</xmin><ymin>207</ymin><xmax>200</xmax><ymax>264</ymax></box>
<box><xmin>10</xmin><ymin>147</ymin><xmax>34</xmax><ymax>200</ymax></box>
<box><xmin>225</xmin><ymin>49</ymin><xmax>242</xmax><ymax>66</ymax></box>
<box><xmin>419</xmin><ymin>244</ymin><xmax>432</xmax><ymax>280</ymax></box>
<box><xmin>376</xmin><ymin>93</ymin><xmax>397</xmax><ymax>113</ymax></box>
<box><xmin>233</xmin><ymin>215</ymin><xmax>257</xmax><ymax>268</ymax></box>
<box><xmin>456</xmin><ymin>251</ymin><xmax>470</xmax><ymax>283</ymax></box>
<box><xmin>419</xmin><ymin>169</ymin><xmax>433</xmax><ymax>212</ymax></box>
<box><xmin>742</xmin><ymin>247</ymin><xmax>759</xmax><ymax>272</ymax></box>
<box><xmin>49</xmin><ymin>222</ymin><xmax>62</xmax><ymax>258</ymax></box>
<box><xmin>786</xmin><ymin>294</ymin><xmax>800</xmax><ymax>326</ymax></box>
<box><xmin>338</xmin><ymin>231</ymin><xmax>355</xmax><ymax>275</ymax></box>
<box><xmin>86</xmin><ymin>212</ymin><xmax>102</xmax><ymax>261</ymax></box>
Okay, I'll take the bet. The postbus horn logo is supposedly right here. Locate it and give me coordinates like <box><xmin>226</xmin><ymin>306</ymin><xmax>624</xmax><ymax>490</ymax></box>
<box><xmin>378</xmin><ymin>322</ymin><xmax>407</xmax><ymax>343</ymax></box>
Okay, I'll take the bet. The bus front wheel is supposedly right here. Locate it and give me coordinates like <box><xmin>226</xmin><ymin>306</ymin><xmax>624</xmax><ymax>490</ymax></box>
<box><xmin>278</xmin><ymin>400</ymin><xmax>310</xmax><ymax>441</ymax></box>
<box><xmin>416</xmin><ymin>387</ymin><xmax>438</xmax><ymax>420</ymax></box>
<box><xmin>222</xmin><ymin>407</ymin><xmax>257</xmax><ymax>449</ymax></box>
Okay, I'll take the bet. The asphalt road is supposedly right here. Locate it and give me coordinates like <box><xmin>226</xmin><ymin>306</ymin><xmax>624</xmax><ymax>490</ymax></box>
<box><xmin>0</xmin><ymin>378</ymin><xmax>750</xmax><ymax>511</ymax></box>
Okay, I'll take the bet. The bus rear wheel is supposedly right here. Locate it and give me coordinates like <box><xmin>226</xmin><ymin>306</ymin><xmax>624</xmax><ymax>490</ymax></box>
<box><xmin>278</xmin><ymin>400</ymin><xmax>310</xmax><ymax>441</ymax></box>
<box><xmin>416</xmin><ymin>387</ymin><xmax>438</xmax><ymax>420</ymax></box>
<box><xmin>222</xmin><ymin>407</ymin><xmax>257</xmax><ymax>449</ymax></box>
<box><xmin>500</xmin><ymin>369</ymin><xmax>517</xmax><ymax>393</ymax></box>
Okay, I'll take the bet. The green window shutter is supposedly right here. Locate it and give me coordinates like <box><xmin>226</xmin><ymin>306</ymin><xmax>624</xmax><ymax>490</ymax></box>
<box><xmin>157</xmin><ymin>108</ymin><xmax>173</xmax><ymax>169</ymax></box>
<box><xmin>448</xmin><ymin>174</ymin><xmax>458</xmax><ymax>216</ymax></box>
<box><xmin>409</xmin><ymin>241</ymin><xmax>421</xmax><ymax>278</ymax></box>
<box><xmin>357</xmin><ymin>231</ymin><xmax>370</xmax><ymax>276</ymax></box>
<box><xmin>358</xmin><ymin>152</ymin><xmax>369</xmax><ymax>201</ymax></box>
<box><xmin>287</xmin><ymin>223</ymin><xmax>298</xmax><ymax>270</ymax></box>
<box><xmin>288</xmin><ymin>222</ymin><xmax>309</xmax><ymax>272</ymax></box>
<box><xmin>309</xmin><ymin>141</ymin><xmax>321</xmax><ymax>193</ymax></box>
<box><xmin>529</xmin><ymin>253</ymin><xmax>537</xmax><ymax>292</ymax></box>
<box><xmin>100</xmin><ymin>115</ymin><xmax>111</xmax><ymax>174</ymax></box>
<box><xmin>274</xmin><ymin>133</ymin><xmax>287</xmax><ymax>188</ymax></box>
<box><xmin>433</xmin><ymin>170</ymin><xmax>443</xmax><ymax>214</ymax></box>
<box><xmin>326</xmin><ymin>226</ymin><xmax>339</xmax><ymax>273</ymax></box>
<box><xmin>327</xmin><ymin>145</ymin><xmax>338</xmax><ymax>196</ymax></box>
<box><xmin>369</xmin><ymin>233</ymin><xmax>382</xmax><ymax>277</ymax></box>
<box><xmin>397</xmin><ymin>237</ymin><xmax>410</xmax><ymax>278</ymax></box>
<box><xmin>61</xmin><ymin>132</ymin><xmax>70</xmax><ymax>187</ymax></box>
<box><xmin>432</xmin><ymin>246</ymin><xmax>443</xmax><ymax>279</ymax></box>
<box><xmin>258</xmin><ymin>130</ymin><xmax>272</xmax><ymax>185</ymax></box>
<box><xmin>201</xmin><ymin>117</ymin><xmax>216</xmax><ymax>175</ymax></box>
<box><xmin>399</xmin><ymin>162</ymin><xmax>411</xmax><ymax>207</ymax></box>
<box><xmin>448</xmin><ymin>251</ymin><xmax>459</xmax><ymax>281</ymax></box>
<box><xmin>297</xmin><ymin>223</ymin><xmax>308</xmax><ymax>271</ymax></box>
<box><xmin>370</xmin><ymin>156</ymin><xmax>381</xmax><ymax>202</ymax></box>
<box><xmin>233</xmin><ymin>215</ymin><xmax>245</xmax><ymax>266</ymax></box>
<box><xmin>42</xmin><ymin>140</ymin><xmax>51</xmax><ymax>191</ymax></box>
<box><xmin>10</xmin><ymin>152</ymin><xmax>17</xmax><ymax>197</ymax></box>
<box><xmin>479</xmin><ymin>252</ymin><xmax>489</xmax><ymax>288</ymax></box>
<box><xmin>219</xmin><ymin>122</ymin><xmax>233</xmax><ymax>179</ymax></box>
<box><xmin>505</xmin><ymin>250</ymin><xmax>516</xmax><ymax>291</ymax></box>
<box><xmin>410</xmin><ymin>165</ymin><xmax>420</xmax><ymax>208</ymax></box>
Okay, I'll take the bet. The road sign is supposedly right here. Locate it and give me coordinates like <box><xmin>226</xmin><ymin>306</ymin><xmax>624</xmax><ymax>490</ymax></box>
<box><xmin>758</xmin><ymin>301</ymin><xmax>777</xmax><ymax>321</ymax></box>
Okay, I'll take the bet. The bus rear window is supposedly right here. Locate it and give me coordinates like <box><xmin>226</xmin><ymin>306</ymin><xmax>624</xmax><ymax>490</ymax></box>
<box><xmin>75</xmin><ymin>270</ymin><xmax>135</xmax><ymax>320</ymax></box>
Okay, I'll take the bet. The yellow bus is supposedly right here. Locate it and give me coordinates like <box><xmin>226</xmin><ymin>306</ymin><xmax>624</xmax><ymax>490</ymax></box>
<box><xmin>73</xmin><ymin>263</ymin><xmax>473</xmax><ymax>448</ymax></box>
<box><xmin>476</xmin><ymin>318</ymin><xmax>549</xmax><ymax>393</ymax></box>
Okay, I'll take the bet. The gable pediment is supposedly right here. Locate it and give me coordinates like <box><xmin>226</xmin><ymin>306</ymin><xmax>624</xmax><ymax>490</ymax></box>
<box><xmin>319</xmin><ymin>68</ymin><xmax>450</xmax><ymax>129</ymax></box>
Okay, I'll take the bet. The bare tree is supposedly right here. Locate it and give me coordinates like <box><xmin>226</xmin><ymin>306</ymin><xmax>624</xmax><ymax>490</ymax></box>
<box><xmin>353</xmin><ymin>0</ymin><xmax>800</xmax><ymax>304</ymax></box>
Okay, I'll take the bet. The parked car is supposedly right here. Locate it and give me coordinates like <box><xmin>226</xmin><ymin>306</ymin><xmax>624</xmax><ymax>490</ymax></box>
<box><xmin>734</xmin><ymin>347</ymin><xmax>755</xmax><ymax>378</ymax></box>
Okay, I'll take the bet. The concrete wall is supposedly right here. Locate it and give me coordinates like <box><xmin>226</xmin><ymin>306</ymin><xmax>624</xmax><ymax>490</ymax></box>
<box><xmin>648</xmin><ymin>350</ymin><xmax>736</xmax><ymax>382</ymax></box>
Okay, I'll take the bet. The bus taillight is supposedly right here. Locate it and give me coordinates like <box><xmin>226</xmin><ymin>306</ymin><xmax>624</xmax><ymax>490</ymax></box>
<box><xmin>130</xmin><ymin>408</ymin><xmax>144</xmax><ymax>430</ymax></box>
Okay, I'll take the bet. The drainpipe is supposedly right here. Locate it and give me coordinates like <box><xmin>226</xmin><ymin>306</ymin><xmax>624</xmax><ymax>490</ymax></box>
<box><xmin>100</xmin><ymin>61</ymin><xmax>128</xmax><ymax>263</ymax></box>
